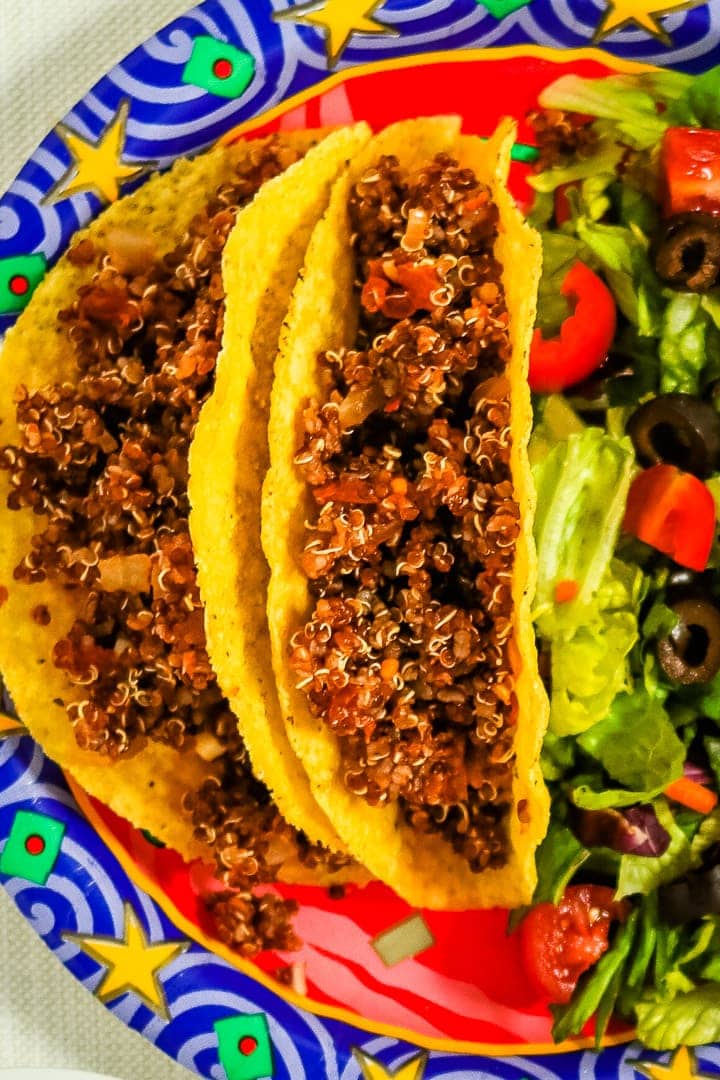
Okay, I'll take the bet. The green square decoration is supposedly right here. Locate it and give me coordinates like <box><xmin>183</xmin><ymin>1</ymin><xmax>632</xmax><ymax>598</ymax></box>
<box><xmin>0</xmin><ymin>253</ymin><xmax>47</xmax><ymax>314</ymax></box>
<box><xmin>0</xmin><ymin>809</ymin><xmax>65</xmax><ymax>885</ymax></box>
<box><xmin>182</xmin><ymin>36</ymin><xmax>255</xmax><ymax>99</ymax></box>
<box><xmin>215</xmin><ymin>1012</ymin><xmax>274</xmax><ymax>1080</ymax></box>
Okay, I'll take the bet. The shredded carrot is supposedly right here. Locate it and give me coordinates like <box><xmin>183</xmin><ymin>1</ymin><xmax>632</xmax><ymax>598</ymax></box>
<box><xmin>554</xmin><ymin>579</ymin><xmax>580</xmax><ymax>604</ymax></box>
<box><xmin>665</xmin><ymin>776</ymin><xmax>718</xmax><ymax>815</ymax></box>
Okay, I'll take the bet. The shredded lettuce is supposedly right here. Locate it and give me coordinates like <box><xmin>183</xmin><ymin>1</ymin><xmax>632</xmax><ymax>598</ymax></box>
<box><xmin>533</xmin><ymin>429</ymin><xmax>636</xmax><ymax>618</ymax></box>
<box><xmin>537</xmin><ymin>74</ymin><xmax>671</xmax><ymax>150</ymax></box>
<box><xmin>528</xmin><ymin>136</ymin><xmax>624</xmax><ymax>194</ymax></box>
<box><xmin>635</xmin><ymin>984</ymin><xmax>720</xmax><ymax>1049</ymax></box>
<box><xmin>659</xmin><ymin>294</ymin><xmax>720</xmax><ymax>395</ymax></box>
<box><xmin>533</xmin><ymin>823</ymin><xmax>589</xmax><ymax>905</ymax></box>
<box><xmin>577</xmin><ymin>691</ymin><xmax>684</xmax><ymax>796</ymax></box>
<box><xmin>533</xmin><ymin>430</ymin><xmax>640</xmax><ymax>736</ymax></box>
<box><xmin>668</xmin><ymin>66</ymin><xmax>720</xmax><ymax>129</ymax></box>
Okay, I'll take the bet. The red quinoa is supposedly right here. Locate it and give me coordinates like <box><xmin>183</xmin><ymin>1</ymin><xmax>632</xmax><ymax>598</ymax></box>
<box><xmin>0</xmin><ymin>138</ymin><xmax>346</xmax><ymax>955</ymax></box>
<box><xmin>290</xmin><ymin>153</ymin><xmax>519</xmax><ymax>873</ymax></box>
<box><xmin>528</xmin><ymin>109</ymin><xmax>598</xmax><ymax>171</ymax></box>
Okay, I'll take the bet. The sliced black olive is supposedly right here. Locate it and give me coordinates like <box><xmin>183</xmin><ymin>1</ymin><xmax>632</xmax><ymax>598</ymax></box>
<box><xmin>654</xmin><ymin>212</ymin><xmax>720</xmax><ymax>292</ymax></box>
<box><xmin>626</xmin><ymin>393</ymin><xmax>720</xmax><ymax>477</ymax></box>
<box><xmin>660</xmin><ymin>864</ymin><xmax>720</xmax><ymax>924</ymax></box>
<box><xmin>657</xmin><ymin>596</ymin><xmax>720</xmax><ymax>684</ymax></box>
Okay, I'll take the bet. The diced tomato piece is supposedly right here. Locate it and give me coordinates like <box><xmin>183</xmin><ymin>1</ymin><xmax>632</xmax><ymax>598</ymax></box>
<box><xmin>661</xmin><ymin>128</ymin><xmax>720</xmax><ymax>217</ymax></box>
<box><xmin>528</xmin><ymin>262</ymin><xmax>616</xmax><ymax>393</ymax></box>
<box><xmin>623</xmin><ymin>464</ymin><xmax>716</xmax><ymax>572</ymax></box>
<box><xmin>519</xmin><ymin>885</ymin><xmax>630</xmax><ymax>1005</ymax></box>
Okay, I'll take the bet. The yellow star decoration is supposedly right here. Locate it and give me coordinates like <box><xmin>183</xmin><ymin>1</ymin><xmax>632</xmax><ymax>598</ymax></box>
<box><xmin>64</xmin><ymin>903</ymin><xmax>187</xmax><ymax>1018</ymax></box>
<box><xmin>50</xmin><ymin>101</ymin><xmax>146</xmax><ymax>205</ymax></box>
<box><xmin>595</xmin><ymin>0</ymin><xmax>703</xmax><ymax>45</ymax></box>
<box><xmin>274</xmin><ymin>0</ymin><xmax>398</xmax><ymax>68</ymax></box>
<box><xmin>635</xmin><ymin>1046</ymin><xmax>716</xmax><ymax>1080</ymax></box>
<box><xmin>353</xmin><ymin>1048</ymin><xmax>428</xmax><ymax>1080</ymax></box>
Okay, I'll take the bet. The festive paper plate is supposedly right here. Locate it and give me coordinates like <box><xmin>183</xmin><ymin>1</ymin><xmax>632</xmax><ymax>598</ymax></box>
<box><xmin>2</xmin><ymin>3</ymin><xmax>720</xmax><ymax>1079</ymax></box>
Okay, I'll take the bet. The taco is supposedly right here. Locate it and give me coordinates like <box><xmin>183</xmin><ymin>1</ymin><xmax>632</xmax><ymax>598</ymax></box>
<box><xmin>188</xmin><ymin>124</ymin><xmax>371</xmax><ymax>854</ymax></box>
<box><xmin>262</xmin><ymin>117</ymin><xmax>550</xmax><ymax>910</ymax></box>
<box><xmin>0</xmin><ymin>125</ymin><xmax>369</xmax><ymax>955</ymax></box>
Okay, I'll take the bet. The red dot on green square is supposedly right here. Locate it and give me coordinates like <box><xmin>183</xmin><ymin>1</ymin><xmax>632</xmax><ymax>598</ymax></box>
<box><xmin>476</xmin><ymin>0</ymin><xmax>533</xmax><ymax>16</ymax></box>
<box><xmin>0</xmin><ymin>809</ymin><xmax>65</xmax><ymax>885</ymax></box>
<box><xmin>0</xmin><ymin>253</ymin><xmax>47</xmax><ymax>314</ymax></box>
<box><xmin>214</xmin><ymin>1013</ymin><xmax>273</xmax><ymax>1080</ymax></box>
<box><xmin>182</xmin><ymin>36</ymin><xmax>255</xmax><ymax>100</ymax></box>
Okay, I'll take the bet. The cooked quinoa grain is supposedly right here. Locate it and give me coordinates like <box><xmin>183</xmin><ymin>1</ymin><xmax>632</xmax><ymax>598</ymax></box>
<box><xmin>0</xmin><ymin>139</ymin><xmax>346</xmax><ymax>955</ymax></box>
<box><xmin>290</xmin><ymin>153</ymin><xmax>519</xmax><ymax>873</ymax></box>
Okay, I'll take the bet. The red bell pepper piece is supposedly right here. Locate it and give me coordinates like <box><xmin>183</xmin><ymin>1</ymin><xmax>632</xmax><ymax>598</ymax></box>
<box><xmin>528</xmin><ymin>261</ymin><xmax>616</xmax><ymax>394</ymax></box>
<box><xmin>661</xmin><ymin>128</ymin><xmax>720</xmax><ymax>217</ymax></box>
<box><xmin>623</xmin><ymin>464</ymin><xmax>716</xmax><ymax>572</ymax></box>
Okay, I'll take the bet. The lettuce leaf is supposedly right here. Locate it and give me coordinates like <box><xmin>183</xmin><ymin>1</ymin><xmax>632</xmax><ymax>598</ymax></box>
<box><xmin>533</xmin><ymin>429</ymin><xmax>637</xmax><ymax>619</ymax></box>
<box><xmin>532</xmin><ymin>430</ymin><xmax>650</xmax><ymax>736</ymax></box>
<box><xmin>668</xmin><ymin>66</ymin><xmax>720</xmax><ymax>129</ymax></box>
<box><xmin>537</xmin><ymin>74</ymin><xmax>671</xmax><ymax>150</ymax></box>
<box><xmin>659</xmin><ymin>293</ymin><xmax>720</xmax><ymax>395</ymax></box>
<box><xmin>577</xmin><ymin>691</ymin><xmax>684</xmax><ymax>795</ymax></box>
<box><xmin>533</xmin><ymin>823</ymin><xmax>589</xmax><ymax>905</ymax></box>
<box><xmin>635</xmin><ymin>984</ymin><xmax>720</xmax><ymax>1049</ymax></box>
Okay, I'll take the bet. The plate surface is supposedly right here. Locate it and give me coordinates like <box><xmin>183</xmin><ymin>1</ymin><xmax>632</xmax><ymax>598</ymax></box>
<box><xmin>2</xmin><ymin>2</ymin><xmax>720</xmax><ymax>1078</ymax></box>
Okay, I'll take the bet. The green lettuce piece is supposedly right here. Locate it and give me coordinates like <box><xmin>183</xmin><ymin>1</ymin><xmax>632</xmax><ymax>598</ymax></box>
<box><xmin>546</xmin><ymin>561</ymin><xmax>640</xmax><ymax>737</ymax></box>
<box><xmin>528</xmin><ymin>136</ymin><xmax>624</xmax><ymax>194</ymax></box>
<box><xmin>571</xmin><ymin>784</ymin><xmax>660</xmax><ymax>810</ymax></box>
<box><xmin>669</xmin><ymin>66</ymin><xmax>720</xmax><ymax>128</ymax></box>
<box><xmin>577</xmin><ymin>691</ymin><xmax>684</xmax><ymax>795</ymax></box>
<box><xmin>533</xmin><ymin>823</ymin><xmax>589</xmax><ymax>905</ymax></box>
<box><xmin>690</xmin><ymin>809</ymin><xmax>720</xmax><ymax>866</ymax></box>
<box><xmin>636</xmin><ymin>984</ymin><xmax>720</xmax><ymax>1049</ymax></box>
<box><xmin>533</xmin><ymin>429</ymin><xmax>637</xmax><ymax>618</ymax></box>
<box><xmin>537</xmin><ymin>74</ymin><xmax>670</xmax><ymax>150</ymax></box>
<box><xmin>659</xmin><ymin>293</ymin><xmax>720</xmax><ymax>395</ymax></box>
<box><xmin>575</xmin><ymin>217</ymin><xmax>663</xmax><ymax>335</ymax></box>
<box><xmin>617</xmin><ymin>798</ymin><xmax>692</xmax><ymax>898</ymax></box>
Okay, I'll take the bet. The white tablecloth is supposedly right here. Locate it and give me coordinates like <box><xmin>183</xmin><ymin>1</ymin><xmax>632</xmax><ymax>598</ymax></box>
<box><xmin>0</xmin><ymin>3</ymin><xmax>202</xmax><ymax>1075</ymax></box>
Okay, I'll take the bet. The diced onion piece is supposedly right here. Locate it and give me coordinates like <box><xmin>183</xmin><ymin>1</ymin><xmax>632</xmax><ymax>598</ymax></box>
<box><xmin>97</xmin><ymin>553</ymin><xmax>152</xmax><ymax>593</ymax></box>
<box><xmin>195</xmin><ymin>731</ymin><xmax>226</xmax><ymax>763</ymax></box>
<box><xmin>105</xmin><ymin>227</ymin><xmax>157</xmax><ymax>275</ymax></box>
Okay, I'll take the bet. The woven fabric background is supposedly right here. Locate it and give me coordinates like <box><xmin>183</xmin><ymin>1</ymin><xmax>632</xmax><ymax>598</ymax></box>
<box><xmin>0</xmin><ymin>4</ymin><xmax>197</xmax><ymax>1075</ymax></box>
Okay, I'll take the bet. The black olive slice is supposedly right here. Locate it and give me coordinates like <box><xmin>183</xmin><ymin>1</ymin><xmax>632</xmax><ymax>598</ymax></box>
<box><xmin>657</xmin><ymin>597</ymin><xmax>720</xmax><ymax>684</ymax></box>
<box><xmin>655</xmin><ymin>213</ymin><xmax>720</xmax><ymax>292</ymax></box>
<box><xmin>626</xmin><ymin>393</ymin><xmax>720</xmax><ymax>478</ymax></box>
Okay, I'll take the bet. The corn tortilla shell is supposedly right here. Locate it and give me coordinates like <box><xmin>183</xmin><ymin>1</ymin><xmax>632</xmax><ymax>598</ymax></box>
<box><xmin>189</xmin><ymin>124</ymin><xmax>372</xmax><ymax>861</ymax></box>
<box><xmin>0</xmin><ymin>131</ymin><xmax>352</xmax><ymax>884</ymax></box>
<box><xmin>263</xmin><ymin>119</ymin><xmax>550</xmax><ymax>909</ymax></box>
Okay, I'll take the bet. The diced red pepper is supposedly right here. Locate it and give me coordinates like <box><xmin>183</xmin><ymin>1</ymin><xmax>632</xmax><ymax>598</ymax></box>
<box><xmin>623</xmin><ymin>464</ymin><xmax>716</xmax><ymax>572</ymax></box>
<box><xmin>554</xmin><ymin>579</ymin><xmax>579</xmax><ymax>604</ymax></box>
<box><xmin>528</xmin><ymin>261</ymin><xmax>616</xmax><ymax>394</ymax></box>
<box><xmin>661</xmin><ymin>128</ymin><xmax>720</xmax><ymax>217</ymax></box>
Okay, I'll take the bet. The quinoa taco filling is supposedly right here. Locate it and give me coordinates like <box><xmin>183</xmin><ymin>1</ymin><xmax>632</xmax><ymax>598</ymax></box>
<box><xmin>0</xmin><ymin>137</ymin><xmax>348</xmax><ymax>955</ymax></box>
<box><xmin>289</xmin><ymin>152</ymin><xmax>520</xmax><ymax>872</ymax></box>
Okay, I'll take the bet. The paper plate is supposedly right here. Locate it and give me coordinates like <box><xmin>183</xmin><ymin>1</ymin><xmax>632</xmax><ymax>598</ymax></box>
<box><xmin>1</xmin><ymin>2</ymin><xmax>720</xmax><ymax>1078</ymax></box>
